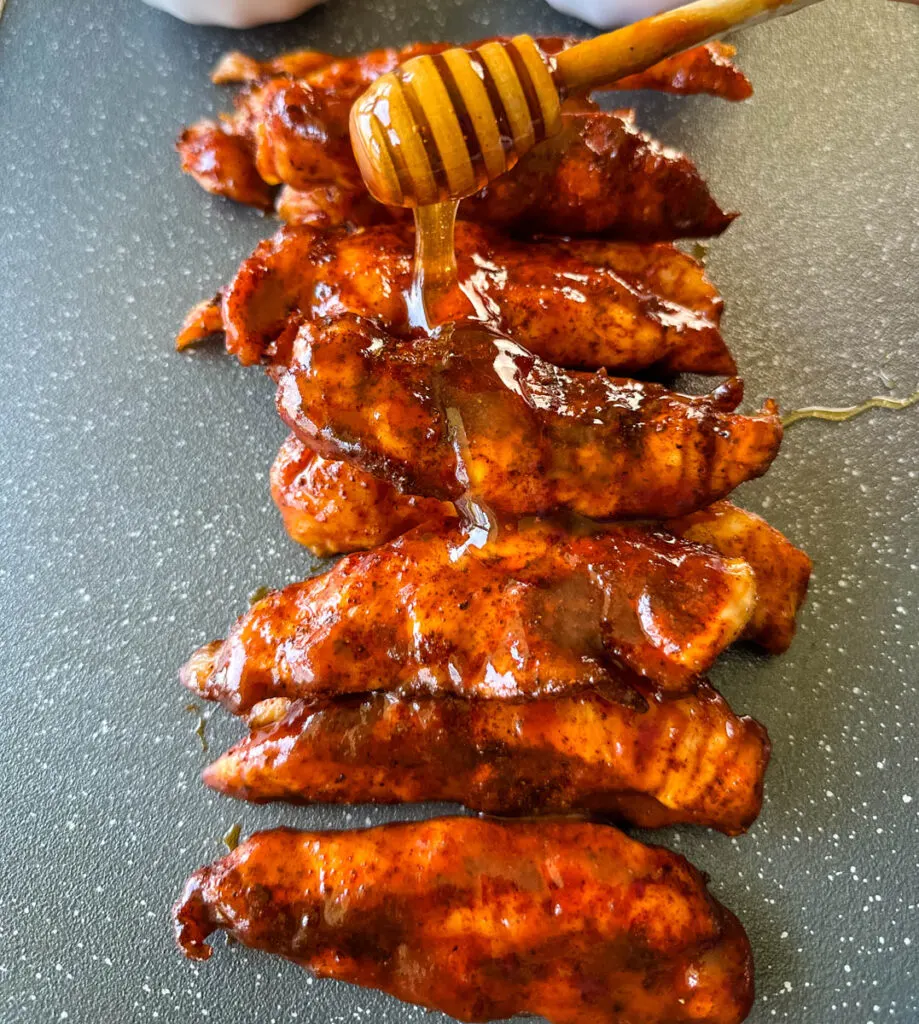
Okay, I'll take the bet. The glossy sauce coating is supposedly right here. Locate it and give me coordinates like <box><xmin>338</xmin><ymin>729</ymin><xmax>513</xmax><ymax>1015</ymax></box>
<box><xmin>666</xmin><ymin>500</ymin><xmax>812</xmax><ymax>653</ymax></box>
<box><xmin>179</xmin><ymin>101</ymin><xmax>735</xmax><ymax>240</ymax></box>
<box><xmin>177</xmin><ymin>220</ymin><xmax>732</xmax><ymax>375</ymax></box>
<box><xmin>177</xmin><ymin>37</ymin><xmax>749</xmax><ymax>209</ymax></box>
<box><xmin>174</xmin><ymin>817</ymin><xmax>754</xmax><ymax>1024</ymax></box>
<box><xmin>204</xmin><ymin>683</ymin><xmax>770</xmax><ymax>834</ymax></box>
<box><xmin>274</xmin><ymin>180</ymin><xmax>395</xmax><ymax>229</ymax></box>
<box><xmin>210</xmin><ymin>39</ymin><xmax>750</xmax><ymax>100</ymax></box>
<box><xmin>269</xmin><ymin>433</ymin><xmax>451</xmax><ymax>554</ymax></box>
<box><xmin>268</xmin><ymin>440</ymin><xmax>808</xmax><ymax>653</ymax></box>
<box><xmin>177</xmin><ymin>120</ymin><xmax>275</xmax><ymax>211</ymax></box>
<box><xmin>462</xmin><ymin>109</ymin><xmax>736</xmax><ymax>241</ymax></box>
<box><xmin>276</xmin><ymin>315</ymin><xmax>781</xmax><ymax>520</ymax></box>
<box><xmin>180</xmin><ymin>516</ymin><xmax>756</xmax><ymax>713</ymax></box>
<box><xmin>171</xmin><ymin>32</ymin><xmax>778</xmax><ymax>1024</ymax></box>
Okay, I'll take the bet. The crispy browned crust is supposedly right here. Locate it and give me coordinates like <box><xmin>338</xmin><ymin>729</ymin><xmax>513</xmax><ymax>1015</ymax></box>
<box><xmin>465</xmin><ymin>110</ymin><xmax>737</xmax><ymax>241</ymax></box>
<box><xmin>178</xmin><ymin>104</ymin><xmax>736</xmax><ymax>240</ymax></box>
<box><xmin>612</xmin><ymin>42</ymin><xmax>753</xmax><ymax>100</ymax></box>
<box><xmin>180</xmin><ymin>44</ymin><xmax>739</xmax><ymax>239</ymax></box>
<box><xmin>269</xmin><ymin>433</ymin><xmax>451</xmax><ymax>554</ymax></box>
<box><xmin>176</xmin><ymin>121</ymin><xmax>274</xmax><ymax>210</ymax></box>
<box><xmin>175</xmin><ymin>294</ymin><xmax>223</xmax><ymax>351</ymax></box>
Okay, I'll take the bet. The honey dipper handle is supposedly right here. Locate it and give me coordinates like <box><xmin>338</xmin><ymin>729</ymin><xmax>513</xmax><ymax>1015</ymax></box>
<box><xmin>555</xmin><ymin>0</ymin><xmax>821</xmax><ymax>94</ymax></box>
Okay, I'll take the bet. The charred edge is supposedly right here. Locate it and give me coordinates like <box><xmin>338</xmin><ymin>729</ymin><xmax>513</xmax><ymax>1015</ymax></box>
<box><xmin>175</xmin><ymin>295</ymin><xmax>225</xmax><ymax>352</ymax></box>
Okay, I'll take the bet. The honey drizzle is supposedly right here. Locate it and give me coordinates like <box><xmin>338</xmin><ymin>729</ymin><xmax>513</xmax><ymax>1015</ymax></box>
<box><xmin>407</xmin><ymin>200</ymin><xmax>460</xmax><ymax>331</ymax></box>
<box><xmin>409</xmin><ymin>199</ymin><xmax>505</xmax><ymax>543</ymax></box>
<box><xmin>782</xmin><ymin>390</ymin><xmax>919</xmax><ymax>429</ymax></box>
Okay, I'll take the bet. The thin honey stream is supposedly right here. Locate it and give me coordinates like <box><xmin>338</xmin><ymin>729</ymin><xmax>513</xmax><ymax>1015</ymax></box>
<box><xmin>782</xmin><ymin>390</ymin><xmax>919</xmax><ymax>429</ymax></box>
<box><xmin>410</xmin><ymin>198</ymin><xmax>501</xmax><ymax>548</ymax></box>
<box><xmin>407</xmin><ymin>200</ymin><xmax>460</xmax><ymax>331</ymax></box>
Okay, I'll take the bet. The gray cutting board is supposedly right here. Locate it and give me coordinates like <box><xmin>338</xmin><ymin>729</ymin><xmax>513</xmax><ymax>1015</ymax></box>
<box><xmin>1</xmin><ymin>0</ymin><xmax>917</xmax><ymax>1021</ymax></box>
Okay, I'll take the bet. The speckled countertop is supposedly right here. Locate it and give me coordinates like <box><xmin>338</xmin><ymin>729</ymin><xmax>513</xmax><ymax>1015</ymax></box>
<box><xmin>0</xmin><ymin>0</ymin><xmax>917</xmax><ymax>1021</ymax></box>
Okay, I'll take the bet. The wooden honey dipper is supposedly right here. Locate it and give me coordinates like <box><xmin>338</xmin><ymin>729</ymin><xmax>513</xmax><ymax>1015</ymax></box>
<box><xmin>350</xmin><ymin>0</ymin><xmax>820</xmax><ymax>208</ymax></box>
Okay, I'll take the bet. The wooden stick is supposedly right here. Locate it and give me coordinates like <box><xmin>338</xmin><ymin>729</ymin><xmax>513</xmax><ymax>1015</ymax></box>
<box><xmin>556</xmin><ymin>0</ymin><xmax>823</xmax><ymax>94</ymax></box>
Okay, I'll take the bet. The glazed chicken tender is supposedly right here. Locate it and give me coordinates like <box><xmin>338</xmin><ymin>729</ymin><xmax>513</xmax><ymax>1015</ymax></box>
<box><xmin>204</xmin><ymin>683</ymin><xmax>770</xmax><ymax>834</ymax></box>
<box><xmin>180</xmin><ymin>516</ymin><xmax>757</xmax><ymax>711</ymax></box>
<box><xmin>276</xmin><ymin>316</ymin><xmax>781</xmax><ymax>521</ymax></box>
<box><xmin>177</xmin><ymin>221</ymin><xmax>733</xmax><ymax>376</ymax></box>
<box><xmin>174</xmin><ymin>817</ymin><xmax>755</xmax><ymax>1024</ymax></box>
